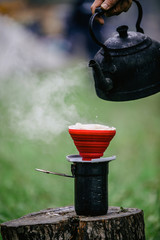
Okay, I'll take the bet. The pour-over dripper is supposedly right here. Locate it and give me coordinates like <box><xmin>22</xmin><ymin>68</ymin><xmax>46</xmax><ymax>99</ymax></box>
<box><xmin>68</xmin><ymin>125</ymin><xmax>116</xmax><ymax>161</ymax></box>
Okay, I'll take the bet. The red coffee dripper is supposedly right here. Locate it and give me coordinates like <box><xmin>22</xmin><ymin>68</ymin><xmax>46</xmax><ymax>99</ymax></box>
<box><xmin>68</xmin><ymin>126</ymin><xmax>116</xmax><ymax>161</ymax></box>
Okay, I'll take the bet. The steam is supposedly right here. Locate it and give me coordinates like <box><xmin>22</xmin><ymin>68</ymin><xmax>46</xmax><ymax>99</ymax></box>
<box><xmin>0</xmin><ymin>16</ymin><xmax>86</xmax><ymax>142</ymax></box>
<box><xmin>0</xmin><ymin>15</ymin><xmax>67</xmax><ymax>78</ymax></box>
<box><xmin>7</xmin><ymin>72</ymin><xmax>81</xmax><ymax>141</ymax></box>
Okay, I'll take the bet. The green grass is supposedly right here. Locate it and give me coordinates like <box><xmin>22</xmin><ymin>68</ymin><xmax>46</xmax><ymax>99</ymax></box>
<box><xmin>0</xmin><ymin>65</ymin><xmax>160</xmax><ymax>239</ymax></box>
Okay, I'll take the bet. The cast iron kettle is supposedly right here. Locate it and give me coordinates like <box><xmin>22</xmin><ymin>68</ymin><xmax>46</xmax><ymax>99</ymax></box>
<box><xmin>89</xmin><ymin>0</ymin><xmax>160</xmax><ymax>101</ymax></box>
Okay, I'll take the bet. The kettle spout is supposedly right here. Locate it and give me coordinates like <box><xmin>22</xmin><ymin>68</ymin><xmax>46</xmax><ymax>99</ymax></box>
<box><xmin>89</xmin><ymin>60</ymin><xmax>113</xmax><ymax>96</ymax></box>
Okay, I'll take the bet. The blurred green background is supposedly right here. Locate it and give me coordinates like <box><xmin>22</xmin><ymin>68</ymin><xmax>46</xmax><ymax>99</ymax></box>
<box><xmin>0</xmin><ymin>65</ymin><xmax>160</xmax><ymax>240</ymax></box>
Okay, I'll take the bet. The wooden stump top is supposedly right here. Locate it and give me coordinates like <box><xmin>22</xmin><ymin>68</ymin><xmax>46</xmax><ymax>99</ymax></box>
<box><xmin>0</xmin><ymin>206</ymin><xmax>145</xmax><ymax>240</ymax></box>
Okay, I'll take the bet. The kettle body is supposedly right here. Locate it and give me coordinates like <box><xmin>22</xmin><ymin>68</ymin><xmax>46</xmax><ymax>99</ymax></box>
<box><xmin>89</xmin><ymin>0</ymin><xmax>160</xmax><ymax>101</ymax></box>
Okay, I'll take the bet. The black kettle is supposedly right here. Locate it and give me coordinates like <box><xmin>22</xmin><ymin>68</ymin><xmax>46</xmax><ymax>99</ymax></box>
<box><xmin>89</xmin><ymin>0</ymin><xmax>160</xmax><ymax>101</ymax></box>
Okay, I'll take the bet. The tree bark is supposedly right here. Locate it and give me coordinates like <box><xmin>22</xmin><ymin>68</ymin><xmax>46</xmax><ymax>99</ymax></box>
<box><xmin>0</xmin><ymin>206</ymin><xmax>145</xmax><ymax>240</ymax></box>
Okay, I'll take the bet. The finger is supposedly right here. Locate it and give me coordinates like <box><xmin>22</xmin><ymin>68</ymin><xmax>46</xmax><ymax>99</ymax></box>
<box><xmin>123</xmin><ymin>0</ymin><xmax>132</xmax><ymax>12</ymax></box>
<box><xmin>95</xmin><ymin>16</ymin><xmax>105</xmax><ymax>24</ymax></box>
<box><xmin>91</xmin><ymin>0</ymin><xmax>103</xmax><ymax>14</ymax></box>
<box><xmin>104</xmin><ymin>0</ymin><xmax>132</xmax><ymax>17</ymax></box>
<box><xmin>104</xmin><ymin>8</ymin><xmax>119</xmax><ymax>17</ymax></box>
<box><xmin>115</xmin><ymin>0</ymin><xmax>132</xmax><ymax>13</ymax></box>
<box><xmin>101</xmin><ymin>0</ymin><xmax>120</xmax><ymax>11</ymax></box>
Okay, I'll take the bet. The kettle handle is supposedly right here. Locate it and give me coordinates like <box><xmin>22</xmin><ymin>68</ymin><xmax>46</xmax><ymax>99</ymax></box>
<box><xmin>89</xmin><ymin>0</ymin><xmax>144</xmax><ymax>51</ymax></box>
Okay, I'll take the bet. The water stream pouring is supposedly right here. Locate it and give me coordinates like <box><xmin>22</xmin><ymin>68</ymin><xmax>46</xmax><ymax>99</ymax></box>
<box><xmin>89</xmin><ymin>0</ymin><xmax>160</xmax><ymax>101</ymax></box>
<box><xmin>36</xmin><ymin>124</ymin><xmax>116</xmax><ymax>216</ymax></box>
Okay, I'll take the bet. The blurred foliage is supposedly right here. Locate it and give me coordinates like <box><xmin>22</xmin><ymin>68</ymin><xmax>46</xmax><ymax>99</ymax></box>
<box><xmin>0</xmin><ymin>65</ymin><xmax>160</xmax><ymax>239</ymax></box>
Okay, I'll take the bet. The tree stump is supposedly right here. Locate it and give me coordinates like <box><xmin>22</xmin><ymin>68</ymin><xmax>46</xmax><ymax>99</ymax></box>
<box><xmin>0</xmin><ymin>206</ymin><xmax>145</xmax><ymax>240</ymax></box>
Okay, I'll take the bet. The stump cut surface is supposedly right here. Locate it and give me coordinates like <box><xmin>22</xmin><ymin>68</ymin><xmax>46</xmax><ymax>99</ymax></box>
<box><xmin>0</xmin><ymin>206</ymin><xmax>145</xmax><ymax>240</ymax></box>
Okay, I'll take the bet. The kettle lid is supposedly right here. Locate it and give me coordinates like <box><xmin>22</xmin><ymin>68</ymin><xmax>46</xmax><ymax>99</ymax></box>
<box><xmin>105</xmin><ymin>25</ymin><xmax>150</xmax><ymax>50</ymax></box>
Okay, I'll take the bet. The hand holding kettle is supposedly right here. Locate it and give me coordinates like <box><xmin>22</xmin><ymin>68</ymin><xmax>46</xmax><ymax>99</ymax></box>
<box><xmin>91</xmin><ymin>0</ymin><xmax>132</xmax><ymax>24</ymax></box>
<box><xmin>89</xmin><ymin>0</ymin><xmax>160</xmax><ymax>101</ymax></box>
